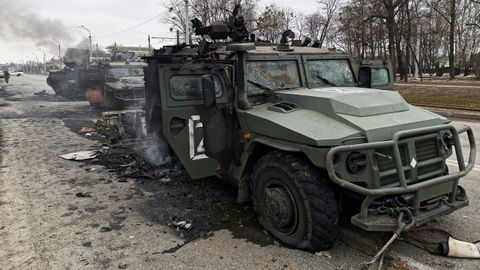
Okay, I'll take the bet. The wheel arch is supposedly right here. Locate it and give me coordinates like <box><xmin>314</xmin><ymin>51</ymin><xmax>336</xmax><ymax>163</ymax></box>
<box><xmin>237</xmin><ymin>140</ymin><xmax>313</xmax><ymax>203</ymax></box>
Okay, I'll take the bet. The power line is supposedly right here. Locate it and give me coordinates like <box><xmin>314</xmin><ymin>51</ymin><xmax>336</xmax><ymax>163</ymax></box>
<box><xmin>96</xmin><ymin>13</ymin><xmax>166</xmax><ymax>38</ymax></box>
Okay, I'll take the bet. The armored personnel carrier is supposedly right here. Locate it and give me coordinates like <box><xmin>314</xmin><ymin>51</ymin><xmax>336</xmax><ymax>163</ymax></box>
<box><xmin>143</xmin><ymin>6</ymin><xmax>476</xmax><ymax>251</ymax></box>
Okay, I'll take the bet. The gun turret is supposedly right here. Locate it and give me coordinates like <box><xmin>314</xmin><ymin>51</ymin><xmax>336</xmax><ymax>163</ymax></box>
<box><xmin>191</xmin><ymin>4</ymin><xmax>249</xmax><ymax>42</ymax></box>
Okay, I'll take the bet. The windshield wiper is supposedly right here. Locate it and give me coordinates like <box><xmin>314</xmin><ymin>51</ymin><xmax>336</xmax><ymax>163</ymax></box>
<box><xmin>247</xmin><ymin>80</ymin><xmax>274</xmax><ymax>96</ymax></box>
<box><xmin>315</xmin><ymin>75</ymin><xmax>337</xmax><ymax>86</ymax></box>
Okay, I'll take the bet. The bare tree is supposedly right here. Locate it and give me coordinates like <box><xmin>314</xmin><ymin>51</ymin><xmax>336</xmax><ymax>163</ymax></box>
<box><xmin>317</xmin><ymin>0</ymin><xmax>341</xmax><ymax>47</ymax></box>
<box><xmin>163</xmin><ymin>0</ymin><xmax>257</xmax><ymax>42</ymax></box>
<box><xmin>256</xmin><ymin>4</ymin><xmax>295</xmax><ymax>42</ymax></box>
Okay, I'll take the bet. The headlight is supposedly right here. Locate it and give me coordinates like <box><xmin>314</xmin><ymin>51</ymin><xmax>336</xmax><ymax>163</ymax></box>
<box><xmin>442</xmin><ymin>132</ymin><xmax>454</xmax><ymax>152</ymax></box>
<box><xmin>346</xmin><ymin>152</ymin><xmax>367</xmax><ymax>174</ymax></box>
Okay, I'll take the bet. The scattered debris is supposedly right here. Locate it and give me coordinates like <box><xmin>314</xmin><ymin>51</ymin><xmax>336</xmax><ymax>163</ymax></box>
<box><xmin>60</xmin><ymin>151</ymin><xmax>99</xmax><ymax>161</ymax></box>
<box><xmin>120</xmin><ymin>161</ymin><xmax>136</xmax><ymax>168</ymax></box>
<box><xmin>75</xmin><ymin>192</ymin><xmax>92</xmax><ymax>198</ymax></box>
<box><xmin>437</xmin><ymin>237</ymin><xmax>480</xmax><ymax>258</ymax></box>
<box><xmin>34</xmin><ymin>90</ymin><xmax>48</xmax><ymax>96</ymax></box>
<box><xmin>79</xmin><ymin>127</ymin><xmax>95</xmax><ymax>134</ymax></box>
<box><xmin>67</xmin><ymin>205</ymin><xmax>78</xmax><ymax>211</ymax></box>
<box><xmin>118</xmin><ymin>263</ymin><xmax>128</xmax><ymax>269</ymax></box>
<box><xmin>315</xmin><ymin>251</ymin><xmax>332</xmax><ymax>259</ymax></box>
<box><xmin>169</xmin><ymin>217</ymin><xmax>193</xmax><ymax>231</ymax></box>
<box><xmin>99</xmin><ymin>226</ymin><xmax>112</xmax><ymax>232</ymax></box>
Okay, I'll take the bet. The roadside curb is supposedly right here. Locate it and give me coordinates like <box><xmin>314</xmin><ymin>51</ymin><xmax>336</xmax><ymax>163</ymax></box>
<box><xmin>421</xmin><ymin>107</ymin><xmax>480</xmax><ymax>121</ymax></box>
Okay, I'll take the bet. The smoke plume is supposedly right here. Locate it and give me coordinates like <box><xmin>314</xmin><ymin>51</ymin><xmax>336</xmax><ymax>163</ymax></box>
<box><xmin>0</xmin><ymin>0</ymin><xmax>73</xmax><ymax>54</ymax></box>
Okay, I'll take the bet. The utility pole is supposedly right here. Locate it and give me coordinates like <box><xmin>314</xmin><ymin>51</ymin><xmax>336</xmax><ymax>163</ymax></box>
<box><xmin>38</xmin><ymin>49</ymin><xmax>47</xmax><ymax>73</ymax></box>
<box><xmin>79</xmin><ymin>25</ymin><xmax>93</xmax><ymax>66</ymax></box>
<box><xmin>184</xmin><ymin>0</ymin><xmax>190</xmax><ymax>45</ymax></box>
<box><xmin>53</xmin><ymin>39</ymin><xmax>62</xmax><ymax>68</ymax></box>
<box><xmin>148</xmin><ymin>34</ymin><xmax>152</xmax><ymax>55</ymax></box>
<box><xmin>96</xmin><ymin>43</ymin><xmax>100</xmax><ymax>63</ymax></box>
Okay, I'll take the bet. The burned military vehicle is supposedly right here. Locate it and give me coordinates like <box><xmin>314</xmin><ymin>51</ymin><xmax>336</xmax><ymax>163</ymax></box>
<box><xmin>47</xmin><ymin>48</ymin><xmax>145</xmax><ymax>109</ymax></box>
<box><xmin>47</xmin><ymin>63</ymin><xmax>88</xmax><ymax>101</ymax></box>
<box><xmin>143</xmin><ymin>6</ymin><xmax>476</xmax><ymax>251</ymax></box>
<box><xmin>47</xmin><ymin>48</ymin><xmax>91</xmax><ymax>100</ymax></box>
<box><xmin>84</xmin><ymin>61</ymin><xmax>146</xmax><ymax>110</ymax></box>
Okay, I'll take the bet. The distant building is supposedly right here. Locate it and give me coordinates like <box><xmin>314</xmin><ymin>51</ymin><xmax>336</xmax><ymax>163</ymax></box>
<box><xmin>106</xmin><ymin>44</ymin><xmax>151</xmax><ymax>59</ymax></box>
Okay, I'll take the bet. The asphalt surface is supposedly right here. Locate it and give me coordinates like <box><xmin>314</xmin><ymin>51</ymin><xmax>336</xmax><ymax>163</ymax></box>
<box><xmin>0</xmin><ymin>74</ymin><xmax>479</xmax><ymax>270</ymax></box>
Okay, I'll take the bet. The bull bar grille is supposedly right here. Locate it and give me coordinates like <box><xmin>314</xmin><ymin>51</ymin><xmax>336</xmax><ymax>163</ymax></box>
<box><xmin>325</xmin><ymin>124</ymin><xmax>476</xmax><ymax>222</ymax></box>
<box><xmin>376</xmin><ymin>136</ymin><xmax>444</xmax><ymax>187</ymax></box>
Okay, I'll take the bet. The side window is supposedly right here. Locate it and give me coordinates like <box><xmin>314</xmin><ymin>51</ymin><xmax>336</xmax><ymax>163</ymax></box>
<box><xmin>170</xmin><ymin>75</ymin><xmax>223</xmax><ymax>100</ymax></box>
<box><xmin>371</xmin><ymin>68</ymin><xmax>390</xmax><ymax>87</ymax></box>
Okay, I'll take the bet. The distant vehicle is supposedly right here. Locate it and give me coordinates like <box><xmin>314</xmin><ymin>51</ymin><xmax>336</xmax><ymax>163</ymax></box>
<box><xmin>83</xmin><ymin>62</ymin><xmax>146</xmax><ymax>109</ymax></box>
<box><xmin>10</xmin><ymin>70</ymin><xmax>24</xmax><ymax>76</ymax></box>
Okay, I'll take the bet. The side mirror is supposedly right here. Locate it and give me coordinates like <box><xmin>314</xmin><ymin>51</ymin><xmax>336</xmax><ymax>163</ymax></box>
<box><xmin>358</xmin><ymin>67</ymin><xmax>372</xmax><ymax>88</ymax></box>
<box><xmin>201</xmin><ymin>74</ymin><xmax>216</xmax><ymax>109</ymax></box>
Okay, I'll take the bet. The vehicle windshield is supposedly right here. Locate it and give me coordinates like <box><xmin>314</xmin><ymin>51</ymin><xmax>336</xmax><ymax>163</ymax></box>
<box><xmin>307</xmin><ymin>59</ymin><xmax>355</xmax><ymax>87</ymax></box>
<box><xmin>246</xmin><ymin>60</ymin><xmax>301</xmax><ymax>96</ymax></box>
<box><xmin>107</xmin><ymin>67</ymin><xmax>130</xmax><ymax>78</ymax></box>
<box><xmin>131</xmin><ymin>67</ymin><xmax>144</xmax><ymax>77</ymax></box>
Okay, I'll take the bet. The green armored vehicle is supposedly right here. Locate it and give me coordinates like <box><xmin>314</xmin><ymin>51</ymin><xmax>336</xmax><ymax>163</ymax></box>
<box><xmin>85</xmin><ymin>62</ymin><xmax>146</xmax><ymax>109</ymax></box>
<box><xmin>143</xmin><ymin>8</ymin><xmax>476</xmax><ymax>251</ymax></box>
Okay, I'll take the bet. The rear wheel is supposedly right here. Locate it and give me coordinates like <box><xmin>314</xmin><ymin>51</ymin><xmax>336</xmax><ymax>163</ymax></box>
<box><xmin>251</xmin><ymin>151</ymin><xmax>339</xmax><ymax>251</ymax></box>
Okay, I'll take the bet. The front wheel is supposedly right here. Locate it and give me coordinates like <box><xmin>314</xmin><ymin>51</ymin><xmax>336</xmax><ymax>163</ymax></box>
<box><xmin>251</xmin><ymin>151</ymin><xmax>339</xmax><ymax>251</ymax></box>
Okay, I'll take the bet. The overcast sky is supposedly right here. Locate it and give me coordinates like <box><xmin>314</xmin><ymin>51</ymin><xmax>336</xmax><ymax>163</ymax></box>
<box><xmin>0</xmin><ymin>0</ymin><xmax>321</xmax><ymax>63</ymax></box>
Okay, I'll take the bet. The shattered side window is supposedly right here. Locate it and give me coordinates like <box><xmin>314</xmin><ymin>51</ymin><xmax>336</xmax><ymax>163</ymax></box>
<box><xmin>169</xmin><ymin>75</ymin><xmax>223</xmax><ymax>100</ymax></box>
<box><xmin>371</xmin><ymin>68</ymin><xmax>390</xmax><ymax>87</ymax></box>
<box><xmin>246</xmin><ymin>61</ymin><xmax>301</xmax><ymax>95</ymax></box>
<box><xmin>307</xmin><ymin>59</ymin><xmax>355</xmax><ymax>87</ymax></box>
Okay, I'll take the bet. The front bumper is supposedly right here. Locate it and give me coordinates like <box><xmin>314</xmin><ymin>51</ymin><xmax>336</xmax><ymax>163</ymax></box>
<box><xmin>326</xmin><ymin>124</ymin><xmax>476</xmax><ymax>231</ymax></box>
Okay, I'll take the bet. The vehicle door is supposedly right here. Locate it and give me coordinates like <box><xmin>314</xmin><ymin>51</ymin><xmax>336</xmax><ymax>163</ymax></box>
<box><xmin>159</xmin><ymin>63</ymin><xmax>233</xmax><ymax>179</ymax></box>
<box><xmin>357</xmin><ymin>60</ymin><xmax>394</xmax><ymax>90</ymax></box>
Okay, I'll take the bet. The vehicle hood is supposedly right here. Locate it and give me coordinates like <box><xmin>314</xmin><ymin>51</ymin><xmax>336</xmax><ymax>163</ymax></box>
<box><xmin>241</xmin><ymin>87</ymin><xmax>446</xmax><ymax>146</ymax></box>
<box><xmin>106</xmin><ymin>76</ymin><xmax>144</xmax><ymax>90</ymax></box>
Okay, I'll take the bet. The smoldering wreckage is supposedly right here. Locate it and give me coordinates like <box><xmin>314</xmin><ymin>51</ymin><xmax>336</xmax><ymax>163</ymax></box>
<box><xmin>44</xmin><ymin>5</ymin><xmax>479</xmax><ymax>268</ymax></box>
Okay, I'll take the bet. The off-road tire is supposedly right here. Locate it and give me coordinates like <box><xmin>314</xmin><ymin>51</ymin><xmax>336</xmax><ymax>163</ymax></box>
<box><xmin>250</xmin><ymin>151</ymin><xmax>339</xmax><ymax>251</ymax></box>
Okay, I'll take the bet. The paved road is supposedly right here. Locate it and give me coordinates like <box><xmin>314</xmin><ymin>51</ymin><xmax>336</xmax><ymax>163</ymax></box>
<box><xmin>0</xmin><ymin>75</ymin><xmax>479</xmax><ymax>270</ymax></box>
<box><xmin>396</xmin><ymin>83</ymin><xmax>480</xmax><ymax>89</ymax></box>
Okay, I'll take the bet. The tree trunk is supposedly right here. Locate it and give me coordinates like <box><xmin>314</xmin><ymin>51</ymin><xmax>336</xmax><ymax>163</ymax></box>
<box><xmin>449</xmin><ymin>0</ymin><xmax>456</xmax><ymax>80</ymax></box>
<box><xmin>385</xmin><ymin>7</ymin><xmax>397</xmax><ymax>80</ymax></box>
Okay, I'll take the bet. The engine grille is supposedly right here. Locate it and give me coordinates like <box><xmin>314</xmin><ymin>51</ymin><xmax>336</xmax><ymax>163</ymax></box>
<box><xmin>375</xmin><ymin>137</ymin><xmax>444</xmax><ymax>187</ymax></box>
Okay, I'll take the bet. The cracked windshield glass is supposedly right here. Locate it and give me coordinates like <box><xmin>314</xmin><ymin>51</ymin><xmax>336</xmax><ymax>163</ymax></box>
<box><xmin>107</xmin><ymin>67</ymin><xmax>130</xmax><ymax>78</ymax></box>
<box><xmin>246</xmin><ymin>60</ymin><xmax>301</xmax><ymax>96</ymax></box>
<box><xmin>307</xmin><ymin>59</ymin><xmax>355</xmax><ymax>87</ymax></box>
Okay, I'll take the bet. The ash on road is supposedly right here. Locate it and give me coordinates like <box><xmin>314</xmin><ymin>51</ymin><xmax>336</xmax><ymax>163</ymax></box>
<box><xmin>1</xmin><ymin>75</ymin><xmax>479</xmax><ymax>270</ymax></box>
